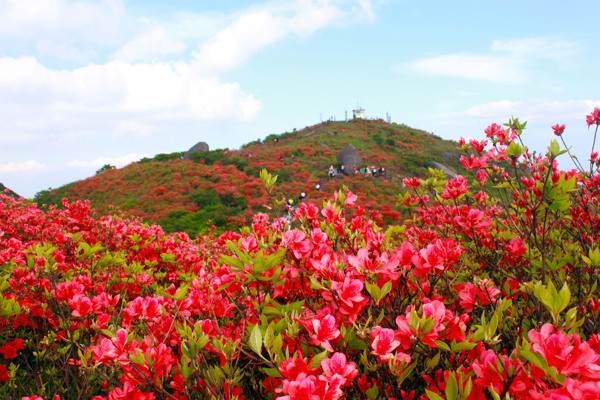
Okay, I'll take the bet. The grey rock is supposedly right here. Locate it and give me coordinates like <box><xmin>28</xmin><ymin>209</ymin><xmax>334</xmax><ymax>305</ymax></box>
<box><xmin>319</xmin><ymin>142</ymin><xmax>329</xmax><ymax>149</ymax></box>
<box><xmin>183</xmin><ymin>141</ymin><xmax>210</xmax><ymax>160</ymax></box>
<box><xmin>429</xmin><ymin>161</ymin><xmax>458</xmax><ymax>179</ymax></box>
<box><xmin>337</xmin><ymin>144</ymin><xmax>362</xmax><ymax>169</ymax></box>
<box><xmin>441</xmin><ymin>151</ymin><xmax>459</xmax><ymax>161</ymax></box>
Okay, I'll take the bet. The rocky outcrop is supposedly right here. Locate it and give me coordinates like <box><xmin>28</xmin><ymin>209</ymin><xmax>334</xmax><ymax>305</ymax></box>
<box><xmin>183</xmin><ymin>141</ymin><xmax>210</xmax><ymax>160</ymax></box>
<box><xmin>429</xmin><ymin>161</ymin><xmax>458</xmax><ymax>179</ymax></box>
<box><xmin>441</xmin><ymin>151</ymin><xmax>459</xmax><ymax>161</ymax></box>
<box><xmin>337</xmin><ymin>144</ymin><xmax>362</xmax><ymax>169</ymax></box>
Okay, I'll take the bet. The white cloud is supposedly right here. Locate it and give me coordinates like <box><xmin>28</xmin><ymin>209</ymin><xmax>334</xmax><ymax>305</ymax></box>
<box><xmin>0</xmin><ymin>132</ymin><xmax>39</xmax><ymax>146</ymax></box>
<box><xmin>67</xmin><ymin>153</ymin><xmax>149</xmax><ymax>169</ymax></box>
<box><xmin>407</xmin><ymin>54</ymin><xmax>522</xmax><ymax>84</ymax></box>
<box><xmin>194</xmin><ymin>0</ymin><xmax>343</xmax><ymax>73</ymax></box>
<box><xmin>491</xmin><ymin>37</ymin><xmax>578</xmax><ymax>62</ymax></box>
<box><xmin>450</xmin><ymin>99</ymin><xmax>600</xmax><ymax>124</ymax></box>
<box><xmin>0</xmin><ymin>56</ymin><xmax>262</xmax><ymax>140</ymax></box>
<box><xmin>0</xmin><ymin>0</ymin><xmax>127</xmax><ymax>42</ymax></box>
<box><xmin>111</xmin><ymin>26</ymin><xmax>187</xmax><ymax>62</ymax></box>
<box><xmin>0</xmin><ymin>0</ymin><xmax>374</xmax><ymax>141</ymax></box>
<box><xmin>404</xmin><ymin>36</ymin><xmax>579</xmax><ymax>83</ymax></box>
<box><xmin>351</xmin><ymin>0</ymin><xmax>376</xmax><ymax>22</ymax></box>
<box><xmin>0</xmin><ymin>160</ymin><xmax>46</xmax><ymax>173</ymax></box>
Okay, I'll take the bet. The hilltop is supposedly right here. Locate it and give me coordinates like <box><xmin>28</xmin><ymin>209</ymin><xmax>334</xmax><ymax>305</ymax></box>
<box><xmin>34</xmin><ymin>118</ymin><xmax>465</xmax><ymax>235</ymax></box>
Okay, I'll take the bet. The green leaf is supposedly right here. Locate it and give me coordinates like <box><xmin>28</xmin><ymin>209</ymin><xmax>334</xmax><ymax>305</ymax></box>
<box><xmin>548</xmin><ymin>139</ymin><xmax>561</xmax><ymax>157</ymax></box>
<box><xmin>446</xmin><ymin>372</ymin><xmax>459</xmax><ymax>400</ymax></box>
<box><xmin>520</xmin><ymin>349</ymin><xmax>549</xmax><ymax>371</ymax></box>
<box><xmin>425</xmin><ymin>352</ymin><xmax>440</xmax><ymax>371</ymax></box>
<box><xmin>556</xmin><ymin>282</ymin><xmax>571</xmax><ymax>314</ymax></box>
<box><xmin>262</xmin><ymin>367</ymin><xmax>283</xmax><ymax>378</ymax></box>
<box><xmin>366</xmin><ymin>385</ymin><xmax>380</xmax><ymax>400</ymax></box>
<box><xmin>425</xmin><ymin>389</ymin><xmax>444</xmax><ymax>400</ymax></box>
<box><xmin>309</xmin><ymin>350</ymin><xmax>329</xmax><ymax>369</ymax></box>
<box><xmin>450</xmin><ymin>341</ymin><xmax>478</xmax><ymax>352</ymax></box>
<box><xmin>174</xmin><ymin>284</ymin><xmax>189</xmax><ymax>301</ymax></box>
<box><xmin>436</xmin><ymin>340</ymin><xmax>451</xmax><ymax>352</ymax></box>
<box><xmin>506</xmin><ymin>141</ymin><xmax>524</xmax><ymax>157</ymax></box>
<box><xmin>249</xmin><ymin>324</ymin><xmax>263</xmax><ymax>355</ymax></box>
<box><xmin>219</xmin><ymin>254</ymin><xmax>245</xmax><ymax>271</ymax></box>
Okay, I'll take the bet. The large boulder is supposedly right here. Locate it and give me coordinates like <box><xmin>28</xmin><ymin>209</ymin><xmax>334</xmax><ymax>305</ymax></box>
<box><xmin>183</xmin><ymin>141</ymin><xmax>210</xmax><ymax>160</ymax></box>
<box><xmin>429</xmin><ymin>161</ymin><xmax>458</xmax><ymax>180</ymax></box>
<box><xmin>337</xmin><ymin>144</ymin><xmax>362</xmax><ymax>169</ymax></box>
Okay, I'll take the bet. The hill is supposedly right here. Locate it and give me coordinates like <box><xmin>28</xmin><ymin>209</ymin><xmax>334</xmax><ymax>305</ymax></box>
<box><xmin>33</xmin><ymin>118</ymin><xmax>465</xmax><ymax>235</ymax></box>
<box><xmin>0</xmin><ymin>182</ymin><xmax>20</xmax><ymax>199</ymax></box>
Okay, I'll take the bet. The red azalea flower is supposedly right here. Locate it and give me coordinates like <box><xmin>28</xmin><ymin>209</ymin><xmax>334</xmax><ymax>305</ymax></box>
<box><xmin>370</xmin><ymin>326</ymin><xmax>401</xmax><ymax>362</ymax></box>
<box><xmin>552</xmin><ymin>123</ymin><xmax>566</xmax><ymax>136</ymax></box>
<box><xmin>586</xmin><ymin>107</ymin><xmax>600</xmax><ymax>127</ymax></box>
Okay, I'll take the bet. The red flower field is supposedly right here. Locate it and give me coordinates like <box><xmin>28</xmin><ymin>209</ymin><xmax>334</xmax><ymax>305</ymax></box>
<box><xmin>2</xmin><ymin>111</ymin><xmax>600</xmax><ymax>399</ymax></box>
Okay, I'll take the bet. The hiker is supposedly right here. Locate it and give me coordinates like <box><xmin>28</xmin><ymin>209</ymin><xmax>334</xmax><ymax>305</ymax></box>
<box><xmin>315</xmin><ymin>184</ymin><xmax>321</xmax><ymax>191</ymax></box>
<box><xmin>341</xmin><ymin>165</ymin><xmax>346</xmax><ymax>175</ymax></box>
<box><xmin>298</xmin><ymin>192</ymin><xmax>306</xmax><ymax>202</ymax></box>
<box><xmin>328</xmin><ymin>165</ymin><xmax>335</xmax><ymax>177</ymax></box>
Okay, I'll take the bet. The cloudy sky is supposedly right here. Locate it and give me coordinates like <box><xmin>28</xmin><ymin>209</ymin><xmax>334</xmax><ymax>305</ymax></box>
<box><xmin>1</xmin><ymin>0</ymin><xmax>599</xmax><ymax>198</ymax></box>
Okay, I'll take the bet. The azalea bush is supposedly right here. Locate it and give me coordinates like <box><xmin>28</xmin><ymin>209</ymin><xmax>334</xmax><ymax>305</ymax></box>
<box><xmin>2</xmin><ymin>109</ymin><xmax>600</xmax><ymax>399</ymax></box>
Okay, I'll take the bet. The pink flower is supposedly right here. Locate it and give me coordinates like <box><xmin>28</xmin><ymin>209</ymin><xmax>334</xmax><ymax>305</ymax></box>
<box><xmin>469</xmin><ymin>139</ymin><xmax>488</xmax><ymax>153</ymax></box>
<box><xmin>320</xmin><ymin>352</ymin><xmax>358</xmax><ymax>385</ymax></box>
<box><xmin>370</xmin><ymin>326</ymin><xmax>401</xmax><ymax>362</ymax></box>
<box><xmin>528</xmin><ymin>324</ymin><xmax>600</xmax><ymax>379</ymax></box>
<box><xmin>309</xmin><ymin>314</ymin><xmax>340</xmax><ymax>352</ymax></box>
<box><xmin>278</xmin><ymin>356</ymin><xmax>319</xmax><ymax>381</ymax></box>
<box><xmin>90</xmin><ymin>338</ymin><xmax>118</xmax><ymax>365</ymax></box>
<box><xmin>552</xmin><ymin>123</ymin><xmax>566</xmax><ymax>136</ymax></box>
<box><xmin>0</xmin><ymin>338</ymin><xmax>24</xmax><ymax>359</ymax></box>
<box><xmin>505</xmin><ymin>237</ymin><xmax>527</xmax><ymax>259</ymax></box>
<box><xmin>68</xmin><ymin>293</ymin><xmax>93</xmax><ymax>317</ymax></box>
<box><xmin>403</xmin><ymin>177</ymin><xmax>420</xmax><ymax>188</ymax></box>
<box><xmin>586</xmin><ymin>107</ymin><xmax>600</xmax><ymax>127</ymax></box>
<box><xmin>276</xmin><ymin>373</ymin><xmax>322</xmax><ymax>400</ymax></box>
<box><xmin>460</xmin><ymin>154</ymin><xmax>489</xmax><ymax>171</ymax></box>
<box><xmin>344</xmin><ymin>191</ymin><xmax>358</xmax><ymax>207</ymax></box>
<box><xmin>281</xmin><ymin>230</ymin><xmax>311</xmax><ymax>259</ymax></box>
<box><xmin>330</xmin><ymin>277</ymin><xmax>369</xmax><ymax>323</ymax></box>
<box><xmin>411</xmin><ymin>244</ymin><xmax>444</xmax><ymax>277</ymax></box>
<box><xmin>441</xmin><ymin>175</ymin><xmax>469</xmax><ymax>200</ymax></box>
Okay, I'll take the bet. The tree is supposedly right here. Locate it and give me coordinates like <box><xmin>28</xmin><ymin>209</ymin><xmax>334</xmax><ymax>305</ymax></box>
<box><xmin>96</xmin><ymin>164</ymin><xmax>116</xmax><ymax>174</ymax></box>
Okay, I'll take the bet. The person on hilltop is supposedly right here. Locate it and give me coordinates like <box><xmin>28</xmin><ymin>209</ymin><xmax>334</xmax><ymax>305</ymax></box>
<box><xmin>329</xmin><ymin>165</ymin><xmax>335</xmax><ymax>178</ymax></box>
<box><xmin>316</xmin><ymin>183</ymin><xmax>321</xmax><ymax>191</ymax></box>
<box><xmin>298</xmin><ymin>192</ymin><xmax>306</xmax><ymax>202</ymax></box>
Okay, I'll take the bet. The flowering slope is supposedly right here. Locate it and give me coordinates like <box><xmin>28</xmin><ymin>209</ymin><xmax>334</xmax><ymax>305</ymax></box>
<box><xmin>33</xmin><ymin>119</ymin><xmax>463</xmax><ymax>235</ymax></box>
<box><xmin>3</xmin><ymin>111</ymin><xmax>600</xmax><ymax>400</ymax></box>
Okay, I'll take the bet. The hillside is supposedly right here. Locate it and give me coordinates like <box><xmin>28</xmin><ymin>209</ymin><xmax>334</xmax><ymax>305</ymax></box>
<box><xmin>0</xmin><ymin>182</ymin><xmax>20</xmax><ymax>199</ymax></box>
<box><xmin>33</xmin><ymin>119</ymin><xmax>465</xmax><ymax>235</ymax></box>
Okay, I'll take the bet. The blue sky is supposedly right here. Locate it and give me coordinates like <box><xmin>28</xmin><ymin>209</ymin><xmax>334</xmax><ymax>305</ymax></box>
<box><xmin>1</xmin><ymin>0</ymin><xmax>599</xmax><ymax>198</ymax></box>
